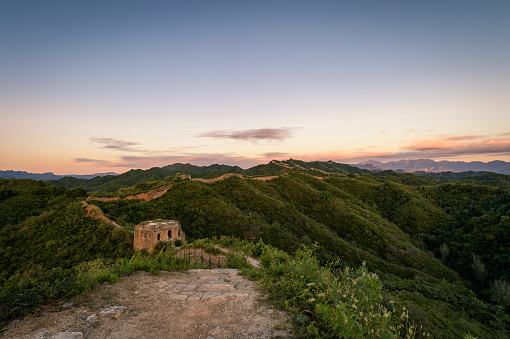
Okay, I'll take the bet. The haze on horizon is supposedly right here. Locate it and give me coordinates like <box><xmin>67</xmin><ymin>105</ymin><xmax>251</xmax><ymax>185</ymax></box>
<box><xmin>1</xmin><ymin>0</ymin><xmax>509</xmax><ymax>175</ymax></box>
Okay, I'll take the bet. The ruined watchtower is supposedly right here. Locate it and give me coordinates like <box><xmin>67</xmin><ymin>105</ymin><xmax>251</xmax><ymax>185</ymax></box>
<box><xmin>134</xmin><ymin>219</ymin><xmax>185</xmax><ymax>253</ymax></box>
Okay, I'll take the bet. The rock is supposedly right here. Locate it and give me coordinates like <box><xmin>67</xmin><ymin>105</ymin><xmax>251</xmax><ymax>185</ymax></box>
<box><xmin>203</xmin><ymin>283</ymin><xmax>234</xmax><ymax>292</ymax></box>
<box><xmin>210</xmin><ymin>269</ymin><xmax>239</xmax><ymax>274</ymax></box>
<box><xmin>51</xmin><ymin>332</ymin><xmax>83</xmax><ymax>339</ymax></box>
<box><xmin>86</xmin><ymin>314</ymin><xmax>98</xmax><ymax>324</ymax></box>
<box><xmin>98</xmin><ymin>306</ymin><xmax>127</xmax><ymax>320</ymax></box>
<box><xmin>209</xmin><ymin>326</ymin><xmax>223</xmax><ymax>335</ymax></box>
<box><xmin>62</xmin><ymin>302</ymin><xmax>73</xmax><ymax>309</ymax></box>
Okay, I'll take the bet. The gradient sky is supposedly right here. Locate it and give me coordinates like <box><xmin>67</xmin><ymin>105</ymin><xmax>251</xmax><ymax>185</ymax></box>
<box><xmin>1</xmin><ymin>1</ymin><xmax>509</xmax><ymax>174</ymax></box>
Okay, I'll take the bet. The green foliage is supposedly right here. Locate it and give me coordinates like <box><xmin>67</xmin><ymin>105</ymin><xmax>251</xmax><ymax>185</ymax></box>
<box><xmin>0</xmin><ymin>247</ymin><xmax>210</xmax><ymax>326</ymax></box>
<box><xmin>423</xmin><ymin>183</ymin><xmax>510</xmax><ymax>297</ymax></box>
<box><xmin>259</xmin><ymin>245</ymin><xmax>415</xmax><ymax>338</ymax></box>
<box><xmin>47</xmin><ymin>160</ymin><xmax>368</xmax><ymax>194</ymax></box>
<box><xmin>225</xmin><ymin>252</ymin><xmax>250</xmax><ymax>269</ymax></box>
<box><xmin>372</xmin><ymin>170</ymin><xmax>439</xmax><ymax>187</ymax></box>
<box><xmin>418</xmin><ymin>171</ymin><xmax>510</xmax><ymax>190</ymax></box>
<box><xmin>381</xmin><ymin>273</ymin><xmax>509</xmax><ymax>338</ymax></box>
<box><xmin>188</xmin><ymin>238</ymin><xmax>223</xmax><ymax>255</ymax></box>
<box><xmin>0</xmin><ymin>179</ymin><xmax>68</xmax><ymax>229</ymax></box>
<box><xmin>48</xmin><ymin>163</ymin><xmax>243</xmax><ymax>194</ymax></box>
<box><xmin>273</xmin><ymin>159</ymin><xmax>371</xmax><ymax>175</ymax></box>
<box><xmin>3</xmin><ymin>163</ymin><xmax>510</xmax><ymax>338</ymax></box>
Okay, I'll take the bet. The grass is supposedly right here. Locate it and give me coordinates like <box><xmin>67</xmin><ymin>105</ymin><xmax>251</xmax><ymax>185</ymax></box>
<box><xmin>0</xmin><ymin>237</ymin><xmax>251</xmax><ymax>328</ymax></box>
<box><xmin>0</xmin><ymin>246</ymin><xmax>207</xmax><ymax>327</ymax></box>
<box><xmin>255</xmin><ymin>244</ymin><xmax>423</xmax><ymax>338</ymax></box>
<box><xmin>186</xmin><ymin>237</ymin><xmax>424</xmax><ymax>338</ymax></box>
<box><xmin>0</xmin><ymin>236</ymin><xmax>494</xmax><ymax>338</ymax></box>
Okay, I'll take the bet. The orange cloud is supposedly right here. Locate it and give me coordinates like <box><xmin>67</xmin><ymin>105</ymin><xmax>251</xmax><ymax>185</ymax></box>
<box><xmin>75</xmin><ymin>134</ymin><xmax>510</xmax><ymax>171</ymax></box>
<box><xmin>404</xmin><ymin>136</ymin><xmax>510</xmax><ymax>155</ymax></box>
<box><xmin>265</xmin><ymin>135</ymin><xmax>510</xmax><ymax>164</ymax></box>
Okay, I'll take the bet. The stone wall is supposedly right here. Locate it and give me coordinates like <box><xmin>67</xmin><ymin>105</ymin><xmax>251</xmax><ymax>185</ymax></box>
<box><xmin>134</xmin><ymin>220</ymin><xmax>185</xmax><ymax>252</ymax></box>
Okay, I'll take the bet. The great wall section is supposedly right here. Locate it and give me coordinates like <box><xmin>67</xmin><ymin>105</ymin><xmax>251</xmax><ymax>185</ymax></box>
<box><xmin>81</xmin><ymin>174</ymin><xmax>279</xmax><ymax>228</ymax></box>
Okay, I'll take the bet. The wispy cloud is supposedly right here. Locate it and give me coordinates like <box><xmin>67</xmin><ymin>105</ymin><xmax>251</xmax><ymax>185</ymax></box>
<box><xmin>262</xmin><ymin>152</ymin><xmax>292</xmax><ymax>159</ymax></box>
<box><xmin>198</xmin><ymin>128</ymin><xmax>296</xmax><ymax>142</ymax></box>
<box><xmin>77</xmin><ymin>133</ymin><xmax>510</xmax><ymax>170</ymax></box>
<box><xmin>81</xmin><ymin>133</ymin><xmax>297</xmax><ymax>170</ymax></box>
<box><xmin>405</xmin><ymin>128</ymin><xmax>435</xmax><ymax>134</ymax></box>
<box><xmin>263</xmin><ymin>135</ymin><xmax>510</xmax><ymax>164</ymax></box>
<box><xmin>74</xmin><ymin>158</ymin><xmax>109</xmax><ymax>164</ymax></box>
<box><xmin>355</xmin><ymin>145</ymin><xmax>376</xmax><ymax>151</ymax></box>
<box><xmin>89</xmin><ymin>137</ymin><xmax>142</xmax><ymax>152</ymax></box>
<box><xmin>442</xmin><ymin>135</ymin><xmax>486</xmax><ymax>141</ymax></box>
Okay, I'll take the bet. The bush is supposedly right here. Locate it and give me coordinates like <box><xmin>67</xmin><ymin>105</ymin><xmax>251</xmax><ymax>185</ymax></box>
<box><xmin>258</xmin><ymin>245</ymin><xmax>418</xmax><ymax>338</ymax></box>
<box><xmin>225</xmin><ymin>252</ymin><xmax>250</xmax><ymax>269</ymax></box>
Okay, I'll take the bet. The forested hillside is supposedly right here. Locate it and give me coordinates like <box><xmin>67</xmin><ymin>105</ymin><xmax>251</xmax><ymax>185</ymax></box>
<box><xmin>47</xmin><ymin>160</ymin><xmax>365</xmax><ymax>194</ymax></box>
<box><xmin>47</xmin><ymin>163</ymin><xmax>244</xmax><ymax>194</ymax></box>
<box><xmin>0</xmin><ymin>179</ymin><xmax>133</xmax><ymax>323</ymax></box>
<box><xmin>2</xmin><ymin>161</ymin><xmax>510</xmax><ymax>338</ymax></box>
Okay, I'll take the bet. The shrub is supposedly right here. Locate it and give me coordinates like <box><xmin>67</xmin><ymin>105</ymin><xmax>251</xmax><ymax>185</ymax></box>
<box><xmin>258</xmin><ymin>245</ymin><xmax>417</xmax><ymax>338</ymax></box>
<box><xmin>490</xmin><ymin>278</ymin><xmax>510</xmax><ymax>307</ymax></box>
<box><xmin>225</xmin><ymin>252</ymin><xmax>250</xmax><ymax>269</ymax></box>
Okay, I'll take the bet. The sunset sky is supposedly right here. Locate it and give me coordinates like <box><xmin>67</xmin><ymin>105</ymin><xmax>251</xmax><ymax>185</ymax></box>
<box><xmin>1</xmin><ymin>1</ymin><xmax>509</xmax><ymax>174</ymax></box>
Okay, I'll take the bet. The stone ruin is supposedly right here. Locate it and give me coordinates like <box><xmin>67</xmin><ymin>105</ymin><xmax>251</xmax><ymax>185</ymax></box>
<box><xmin>134</xmin><ymin>219</ymin><xmax>185</xmax><ymax>253</ymax></box>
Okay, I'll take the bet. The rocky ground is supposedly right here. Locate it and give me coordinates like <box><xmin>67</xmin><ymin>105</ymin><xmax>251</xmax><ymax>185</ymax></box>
<box><xmin>2</xmin><ymin>269</ymin><xmax>292</xmax><ymax>339</ymax></box>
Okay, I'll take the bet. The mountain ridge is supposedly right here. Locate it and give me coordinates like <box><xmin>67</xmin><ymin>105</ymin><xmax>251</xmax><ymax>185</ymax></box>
<box><xmin>0</xmin><ymin>170</ymin><xmax>118</xmax><ymax>181</ymax></box>
<box><xmin>4</xmin><ymin>158</ymin><xmax>510</xmax><ymax>182</ymax></box>
<box><xmin>355</xmin><ymin>159</ymin><xmax>510</xmax><ymax>174</ymax></box>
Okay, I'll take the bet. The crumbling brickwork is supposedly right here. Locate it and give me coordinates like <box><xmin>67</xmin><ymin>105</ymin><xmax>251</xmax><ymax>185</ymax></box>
<box><xmin>134</xmin><ymin>219</ymin><xmax>185</xmax><ymax>252</ymax></box>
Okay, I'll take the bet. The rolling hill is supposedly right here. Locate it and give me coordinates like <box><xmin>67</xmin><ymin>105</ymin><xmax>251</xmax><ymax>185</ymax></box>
<box><xmin>2</xmin><ymin>160</ymin><xmax>510</xmax><ymax>337</ymax></box>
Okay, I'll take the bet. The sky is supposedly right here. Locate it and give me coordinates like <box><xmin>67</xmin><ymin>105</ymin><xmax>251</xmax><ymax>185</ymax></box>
<box><xmin>1</xmin><ymin>0</ymin><xmax>509</xmax><ymax>174</ymax></box>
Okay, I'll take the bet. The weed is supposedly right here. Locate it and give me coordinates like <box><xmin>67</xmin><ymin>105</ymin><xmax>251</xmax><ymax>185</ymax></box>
<box><xmin>257</xmin><ymin>244</ymin><xmax>416</xmax><ymax>338</ymax></box>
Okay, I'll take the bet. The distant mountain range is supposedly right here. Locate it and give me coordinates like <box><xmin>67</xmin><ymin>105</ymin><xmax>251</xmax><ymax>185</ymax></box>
<box><xmin>0</xmin><ymin>170</ymin><xmax>118</xmax><ymax>181</ymax></box>
<box><xmin>355</xmin><ymin>159</ymin><xmax>510</xmax><ymax>175</ymax></box>
<box><xmin>3</xmin><ymin>158</ymin><xmax>510</xmax><ymax>182</ymax></box>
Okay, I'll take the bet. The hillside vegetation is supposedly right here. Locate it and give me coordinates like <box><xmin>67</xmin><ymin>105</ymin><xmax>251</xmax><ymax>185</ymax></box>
<box><xmin>47</xmin><ymin>160</ymin><xmax>365</xmax><ymax>195</ymax></box>
<box><xmin>2</xmin><ymin>160</ymin><xmax>510</xmax><ymax>338</ymax></box>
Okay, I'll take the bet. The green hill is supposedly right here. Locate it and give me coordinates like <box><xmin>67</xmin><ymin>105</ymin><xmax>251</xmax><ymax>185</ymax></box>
<box><xmin>417</xmin><ymin>171</ymin><xmax>510</xmax><ymax>189</ymax></box>
<box><xmin>2</xmin><ymin>162</ymin><xmax>510</xmax><ymax>337</ymax></box>
<box><xmin>47</xmin><ymin>160</ymin><xmax>368</xmax><ymax>194</ymax></box>
<box><xmin>48</xmin><ymin>163</ymin><xmax>243</xmax><ymax>194</ymax></box>
<box><xmin>270</xmin><ymin>159</ymin><xmax>371</xmax><ymax>175</ymax></box>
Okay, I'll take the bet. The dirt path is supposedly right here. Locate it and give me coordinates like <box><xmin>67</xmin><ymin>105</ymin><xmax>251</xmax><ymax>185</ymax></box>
<box><xmin>2</xmin><ymin>269</ymin><xmax>292</xmax><ymax>339</ymax></box>
<box><xmin>214</xmin><ymin>246</ymin><xmax>260</xmax><ymax>268</ymax></box>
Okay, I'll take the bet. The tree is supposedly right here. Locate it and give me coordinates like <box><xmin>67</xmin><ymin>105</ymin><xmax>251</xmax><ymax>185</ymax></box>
<box><xmin>440</xmin><ymin>243</ymin><xmax>449</xmax><ymax>263</ymax></box>
<box><xmin>472</xmin><ymin>254</ymin><xmax>488</xmax><ymax>287</ymax></box>
<box><xmin>490</xmin><ymin>278</ymin><xmax>510</xmax><ymax>307</ymax></box>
